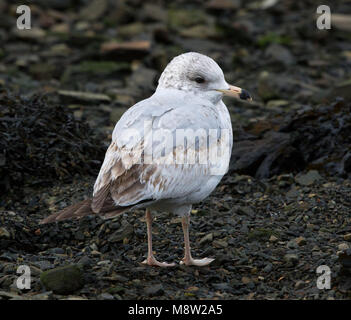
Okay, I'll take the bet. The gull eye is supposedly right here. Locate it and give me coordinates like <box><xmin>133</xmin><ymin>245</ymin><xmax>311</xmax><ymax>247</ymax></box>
<box><xmin>194</xmin><ymin>76</ymin><xmax>205</xmax><ymax>84</ymax></box>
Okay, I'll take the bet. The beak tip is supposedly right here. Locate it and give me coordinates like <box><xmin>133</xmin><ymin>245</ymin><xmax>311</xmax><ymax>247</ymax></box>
<box><xmin>239</xmin><ymin>89</ymin><xmax>252</xmax><ymax>101</ymax></box>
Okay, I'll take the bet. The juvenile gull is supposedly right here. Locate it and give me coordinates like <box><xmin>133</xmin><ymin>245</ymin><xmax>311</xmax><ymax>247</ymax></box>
<box><xmin>41</xmin><ymin>52</ymin><xmax>252</xmax><ymax>267</ymax></box>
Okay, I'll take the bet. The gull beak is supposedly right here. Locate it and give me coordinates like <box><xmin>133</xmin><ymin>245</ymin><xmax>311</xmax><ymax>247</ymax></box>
<box><xmin>217</xmin><ymin>85</ymin><xmax>252</xmax><ymax>101</ymax></box>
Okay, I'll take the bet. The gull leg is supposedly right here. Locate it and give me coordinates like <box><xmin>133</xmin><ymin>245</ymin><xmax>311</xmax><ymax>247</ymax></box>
<box><xmin>141</xmin><ymin>208</ymin><xmax>175</xmax><ymax>267</ymax></box>
<box><xmin>180</xmin><ymin>215</ymin><xmax>214</xmax><ymax>266</ymax></box>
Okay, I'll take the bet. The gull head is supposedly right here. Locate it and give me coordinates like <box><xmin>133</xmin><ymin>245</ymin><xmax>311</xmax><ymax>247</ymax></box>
<box><xmin>157</xmin><ymin>52</ymin><xmax>251</xmax><ymax>104</ymax></box>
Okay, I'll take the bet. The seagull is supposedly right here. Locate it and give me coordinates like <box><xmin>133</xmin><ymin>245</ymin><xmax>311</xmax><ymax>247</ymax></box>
<box><xmin>40</xmin><ymin>52</ymin><xmax>252</xmax><ymax>267</ymax></box>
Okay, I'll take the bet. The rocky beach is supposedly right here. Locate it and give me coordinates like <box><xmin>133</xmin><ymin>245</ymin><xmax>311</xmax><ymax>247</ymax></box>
<box><xmin>0</xmin><ymin>0</ymin><xmax>351</xmax><ymax>300</ymax></box>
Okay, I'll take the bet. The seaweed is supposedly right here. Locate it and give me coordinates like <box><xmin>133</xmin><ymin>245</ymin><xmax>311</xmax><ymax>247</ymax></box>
<box><xmin>0</xmin><ymin>90</ymin><xmax>105</xmax><ymax>196</ymax></box>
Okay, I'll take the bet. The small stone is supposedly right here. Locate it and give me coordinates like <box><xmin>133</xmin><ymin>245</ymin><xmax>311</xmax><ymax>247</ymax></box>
<box><xmin>0</xmin><ymin>227</ymin><xmax>10</xmax><ymax>239</ymax></box>
<box><xmin>265</xmin><ymin>43</ymin><xmax>295</xmax><ymax>66</ymax></box>
<box><xmin>258</xmin><ymin>71</ymin><xmax>280</xmax><ymax>101</ymax></box>
<box><xmin>284</xmin><ymin>254</ymin><xmax>299</xmax><ymax>266</ymax></box>
<box><xmin>338</xmin><ymin>243</ymin><xmax>350</xmax><ymax>251</ymax></box>
<box><xmin>108</xmin><ymin>286</ymin><xmax>125</xmax><ymax>294</ymax></box>
<box><xmin>242</xmin><ymin>276</ymin><xmax>252</xmax><ymax>284</ymax></box>
<box><xmin>74</xmin><ymin>231</ymin><xmax>85</xmax><ymax>241</ymax></box>
<box><xmin>33</xmin><ymin>260</ymin><xmax>52</xmax><ymax>271</ymax></box>
<box><xmin>296</xmin><ymin>236</ymin><xmax>306</xmax><ymax>246</ymax></box>
<box><xmin>79</xmin><ymin>0</ymin><xmax>107</xmax><ymax>21</ymax></box>
<box><xmin>269</xmin><ymin>235</ymin><xmax>278</xmax><ymax>243</ymax></box>
<box><xmin>50</xmin><ymin>248</ymin><xmax>65</xmax><ymax>254</ymax></box>
<box><xmin>199</xmin><ymin>233</ymin><xmax>213</xmax><ymax>245</ymax></box>
<box><xmin>180</xmin><ymin>25</ymin><xmax>218</xmax><ymax>39</ymax></box>
<box><xmin>32</xmin><ymin>292</ymin><xmax>52</xmax><ymax>300</ymax></box>
<box><xmin>35</xmin><ymin>0</ymin><xmax>72</xmax><ymax>10</ymax></box>
<box><xmin>287</xmin><ymin>239</ymin><xmax>299</xmax><ymax>249</ymax></box>
<box><xmin>100</xmin><ymin>41</ymin><xmax>151</xmax><ymax>58</ymax></box>
<box><xmin>266</xmin><ymin>99</ymin><xmax>290</xmax><ymax>109</ymax></box>
<box><xmin>97</xmin><ymin>260</ymin><xmax>111</xmax><ymax>266</ymax></box>
<box><xmin>97</xmin><ymin>293</ymin><xmax>114</xmax><ymax>300</ymax></box>
<box><xmin>212</xmin><ymin>283</ymin><xmax>231</xmax><ymax>291</ymax></box>
<box><xmin>263</xmin><ymin>263</ymin><xmax>273</xmax><ymax>273</ymax></box>
<box><xmin>117</xmin><ymin>23</ymin><xmax>144</xmax><ymax>38</ymax></box>
<box><xmin>142</xmin><ymin>4</ymin><xmax>167</xmax><ymax>22</ymax></box>
<box><xmin>14</xmin><ymin>27</ymin><xmax>46</xmax><ymax>40</ymax></box>
<box><xmin>58</xmin><ymin>90</ymin><xmax>111</xmax><ymax>104</ymax></box>
<box><xmin>0</xmin><ymin>291</ymin><xmax>21</xmax><ymax>299</ymax></box>
<box><xmin>236</xmin><ymin>206</ymin><xmax>255</xmax><ymax>217</ymax></box>
<box><xmin>40</xmin><ymin>265</ymin><xmax>84</xmax><ymax>295</ymax></box>
<box><xmin>295</xmin><ymin>170</ymin><xmax>322</xmax><ymax>186</ymax></box>
<box><xmin>332</xmin><ymin>14</ymin><xmax>351</xmax><ymax>32</ymax></box>
<box><xmin>108</xmin><ymin>223</ymin><xmax>134</xmax><ymax>243</ymax></box>
<box><xmin>295</xmin><ymin>280</ymin><xmax>305</xmax><ymax>290</ymax></box>
<box><xmin>286</xmin><ymin>186</ymin><xmax>300</xmax><ymax>199</ymax></box>
<box><xmin>51</xmin><ymin>23</ymin><xmax>70</xmax><ymax>34</ymax></box>
<box><xmin>90</xmin><ymin>243</ymin><xmax>98</xmax><ymax>251</ymax></box>
<box><xmin>213</xmin><ymin>239</ymin><xmax>228</xmax><ymax>248</ymax></box>
<box><xmin>168</xmin><ymin>9</ymin><xmax>209</xmax><ymax>29</ymax></box>
<box><xmin>29</xmin><ymin>265</ymin><xmax>42</xmax><ymax>276</ymax></box>
<box><xmin>338</xmin><ymin>249</ymin><xmax>351</xmax><ymax>269</ymax></box>
<box><xmin>144</xmin><ymin>284</ymin><xmax>164</xmax><ymax>297</ymax></box>
<box><xmin>65</xmin><ymin>296</ymin><xmax>88</xmax><ymax>300</ymax></box>
<box><xmin>343</xmin><ymin>233</ymin><xmax>351</xmax><ymax>242</ymax></box>
<box><xmin>206</xmin><ymin>0</ymin><xmax>241</xmax><ymax>11</ymax></box>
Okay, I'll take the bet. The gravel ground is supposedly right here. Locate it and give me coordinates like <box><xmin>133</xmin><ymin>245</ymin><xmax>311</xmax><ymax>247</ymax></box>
<box><xmin>1</xmin><ymin>172</ymin><xmax>351</xmax><ymax>299</ymax></box>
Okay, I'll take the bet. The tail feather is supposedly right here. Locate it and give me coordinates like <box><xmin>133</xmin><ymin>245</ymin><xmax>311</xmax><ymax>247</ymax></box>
<box><xmin>39</xmin><ymin>198</ymin><xmax>127</xmax><ymax>224</ymax></box>
<box><xmin>40</xmin><ymin>193</ymin><xmax>155</xmax><ymax>225</ymax></box>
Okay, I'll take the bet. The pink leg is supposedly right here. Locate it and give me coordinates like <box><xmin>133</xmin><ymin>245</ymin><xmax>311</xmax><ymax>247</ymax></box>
<box><xmin>142</xmin><ymin>209</ymin><xmax>175</xmax><ymax>267</ymax></box>
<box><xmin>180</xmin><ymin>216</ymin><xmax>214</xmax><ymax>266</ymax></box>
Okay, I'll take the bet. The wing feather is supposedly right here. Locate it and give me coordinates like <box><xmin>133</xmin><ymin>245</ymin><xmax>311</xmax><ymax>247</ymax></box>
<box><xmin>91</xmin><ymin>89</ymin><xmax>232</xmax><ymax>214</ymax></box>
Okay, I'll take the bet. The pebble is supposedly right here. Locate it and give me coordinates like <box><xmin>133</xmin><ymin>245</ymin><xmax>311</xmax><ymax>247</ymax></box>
<box><xmin>242</xmin><ymin>277</ymin><xmax>252</xmax><ymax>285</ymax></box>
<box><xmin>97</xmin><ymin>293</ymin><xmax>114</xmax><ymax>300</ymax></box>
<box><xmin>40</xmin><ymin>265</ymin><xmax>85</xmax><ymax>294</ymax></box>
<box><xmin>263</xmin><ymin>263</ymin><xmax>273</xmax><ymax>273</ymax></box>
<box><xmin>295</xmin><ymin>170</ymin><xmax>322</xmax><ymax>186</ymax></box>
<box><xmin>97</xmin><ymin>260</ymin><xmax>111</xmax><ymax>266</ymax></box>
<box><xmin>199</xmin><ymin>233</ymin><xmax>213</xmax><ymax>245</ymax></box>
<box><xmin>269</xmin><ymin>235</ymin><xmax>278</xmax><ymax>243</ymax></box>
<box><xmin>0</xmin><ymin>227</ymin><xmax>10</xmax><ymax>239</ymax></box>
<box><xmin>284</xmin><ymin>254</ymin><xmax>299</xmax><ymax>266</ymax></box>
<box><xmin>58</xmin><ymin>90</ymin><xmax>111</xmax><ymax>104</ymax></box>
<box><xmin>296</xmin><ymin>236</ymin><xmax>307</xmax><ymax>246</ymax></box>
<box><xmin>144</xmin><ymin>284</ymin><xmax>164</xmax><ymax>297</ymax></box>
<box><xmin>91</xmin><ymin>250</ymin><xmax>101</xmax><ymax>256</ymax></box>
<box><xmin>213</xmin><ymin>239</ymin><xmax>228</xmax><ymax>248</ymax></box>
<box><xmin>32</xmin><ymin>292</ymin><xmax>53</xmax><ymax>300</ymax></box>
<box><xmin>265</xmin><ymin>43</ymin><xmax>295</xmax><ymax>66</ymax></box>
<box><xmin>338</xmin><ymin>243</ymin><xmax>350</xmax><ymax>251</ymax></box>
<box><xmin>287</xmin><ymin>239</ymin><xmax>299</xmax><ymax>249</ymax></box>
<box><xmin>78</xmin><ymin>256</ymin><xmax>94</xmax><ymax>267</ymax></box>
<box><xmin>212</xmin><ymin>283</ymin><xmax>231</xmax><ymax>291</ymax></box>
<box><xmin>295</xmin><ymin>280</ymin><xmax>305</xmax><ymax>290</ymax></box>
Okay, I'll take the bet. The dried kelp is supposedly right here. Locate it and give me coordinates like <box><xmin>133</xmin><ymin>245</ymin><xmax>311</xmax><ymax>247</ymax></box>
<box><xmin>0</xmin><ymin>91</ymin><xmax>105</xmax><ymax>195</ymax></box>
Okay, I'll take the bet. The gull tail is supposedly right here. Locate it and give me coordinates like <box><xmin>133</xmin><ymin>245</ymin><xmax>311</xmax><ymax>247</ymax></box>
<box><xmin>39</xmin><ymin>198</ymin><xmax>127</xmax><ymax>224</ymax></box>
